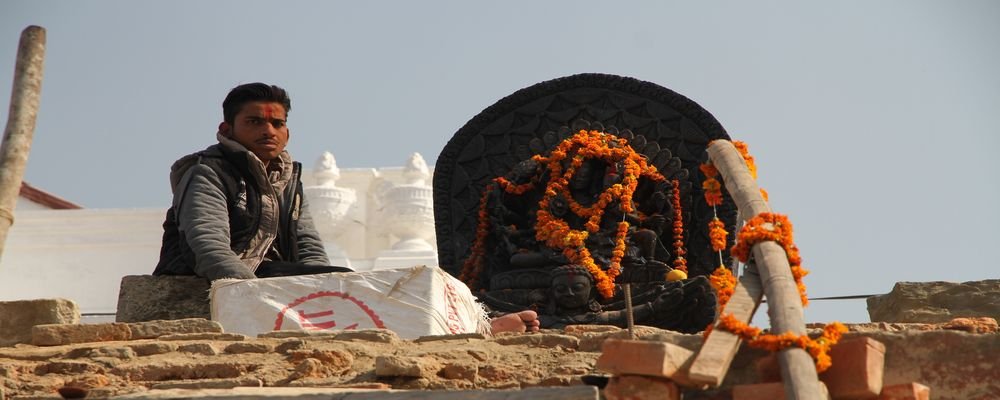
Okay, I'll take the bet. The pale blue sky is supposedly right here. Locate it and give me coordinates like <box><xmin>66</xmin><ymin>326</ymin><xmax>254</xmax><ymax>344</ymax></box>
<box><xmin>2</xmin><ymin>1</ymin><xmax>999</xmax><ymax>324</ymax></box>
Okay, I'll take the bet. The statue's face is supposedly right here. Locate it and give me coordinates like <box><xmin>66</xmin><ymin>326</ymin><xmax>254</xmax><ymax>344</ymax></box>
<box><xmin>570</xmin><ymin>161</ymin><xmax>594</xmax><ymax>190</ymax></box>
<box><xmin>552</xmin><ymin>274</ymin><xmax>593</xmax><ymax>310</ymax></box>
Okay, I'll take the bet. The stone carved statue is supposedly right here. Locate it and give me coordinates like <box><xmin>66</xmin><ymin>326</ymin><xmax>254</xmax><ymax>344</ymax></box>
<box><xmin>433</xmin><ymin>74</ymin><xmax>740</xmax><ymax>334</ymax></box>
<box><xmin>536</xmin><ymin>265</ymin><xmax>676</xmax><ymax>329</ymax></box>
<box><xmin>464</xmin><ymin>122</ymin><xmax>718</xmax><ymax>333</ymax></box>
<box><xmin>304</xmin><ymin>152</ymin><xmax>356</xmax><ymax>268</ymax></box>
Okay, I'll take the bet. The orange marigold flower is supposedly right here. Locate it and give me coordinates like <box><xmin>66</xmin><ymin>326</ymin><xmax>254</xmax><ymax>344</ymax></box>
<box><xmin>708</xmin><ymin>217</ymin><xmax>728</xmax><ymax>252</ymax></box>
<box><xmin>699</xmin><ymin>162</ymin><xmax>718</xmax><ymax>178</ymax></box>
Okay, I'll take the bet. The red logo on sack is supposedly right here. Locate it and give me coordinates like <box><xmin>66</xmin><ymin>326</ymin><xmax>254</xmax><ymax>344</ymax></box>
<box><xmin>274</xmin><ymin>291</ymin><xmax>385</xmax><ymax>331</ymax></box>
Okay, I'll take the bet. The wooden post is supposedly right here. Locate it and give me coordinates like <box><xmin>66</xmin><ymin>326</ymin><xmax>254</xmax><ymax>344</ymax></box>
<box><xmin>688</xmin><ymin>140</ymin><xmax>823</xmax><ymax>399</ymax></box>
<box><xmin>0</xmin><ymin>26</ymin><xmax>46</xmax><ymax>264</ymax></box>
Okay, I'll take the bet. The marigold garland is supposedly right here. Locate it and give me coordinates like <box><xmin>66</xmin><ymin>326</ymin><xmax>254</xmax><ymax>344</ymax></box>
<box><xmin>709</xmin><ymin>266</ymin><xmax>736</xmax><ymax>306</ymax></box>
<box><xmin>699</xmin><ymin>163</ymin><xmax>724</xmax><ymax>207</ymax></box>
<box><xmin>460</xmin><ymin>129</ymin><xmax>667</xmax><ymax>299</ymax></box>
<box><xmin>534</xmin><ymin>130</ymin><xmax>666</xmax><ymax>298</ymax></box>
<box><xmin>700</xmin><ymin>139</ymin><xmax>846</xmax><ymax>373</ymax></box>
<box><xmin>732</xmin><ymin>140</ymin><xmax>757</xmax><ymax>180</ymax></box>
<box><xmin>716</xmin><ymin>314</ymin><xmax>848</xmax><ymax>373</ymax></box>
<box><xmin>670</xmin><ymin>179</ymin><xmax>688</xmax><ymax>273</ymax></box>
<box><xmin>730</xmin><ymin>212</ymin><xmax>809</xmax><ymax>306</ymax></box>
<box><xmin>708</xmin><ymin>217</ymin><xmax>728</xmax><ymax>252</ymax></box>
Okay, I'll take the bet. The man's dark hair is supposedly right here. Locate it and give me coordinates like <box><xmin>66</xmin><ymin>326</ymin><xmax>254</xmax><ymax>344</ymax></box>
<box><xmin>222</xmin><ymin>83</ymin><xmax>292</xmax><ymax>124</ymax></box>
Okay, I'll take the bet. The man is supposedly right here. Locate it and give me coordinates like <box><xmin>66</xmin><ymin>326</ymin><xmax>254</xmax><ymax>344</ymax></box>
<box><xmin>154</xmin><ymin>82</ymin><xmax>349</xmax><ymax>280</ymax></box>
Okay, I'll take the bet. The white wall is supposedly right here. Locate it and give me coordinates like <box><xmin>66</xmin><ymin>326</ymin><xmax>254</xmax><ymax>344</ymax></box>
<box><xmin>0</xmin><ymin>164</ymin><xmax>439</xmax><ymax>316</ymax></box>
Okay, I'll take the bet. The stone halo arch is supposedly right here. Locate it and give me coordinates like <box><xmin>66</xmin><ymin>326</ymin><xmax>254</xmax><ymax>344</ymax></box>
<box><xmin>433</xmin><ymin>73</ymin><xmax>737</xmax><ymax>278</ymax></box>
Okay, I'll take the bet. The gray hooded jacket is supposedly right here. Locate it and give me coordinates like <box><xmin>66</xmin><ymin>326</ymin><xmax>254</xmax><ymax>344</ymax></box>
<box><xmin>154</xmin><ymin>133</ymin><xmax>330</xmax><ymax>280</ymax></box>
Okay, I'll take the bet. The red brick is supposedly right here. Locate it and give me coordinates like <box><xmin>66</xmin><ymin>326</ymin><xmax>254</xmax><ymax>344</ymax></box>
<box><xmin>754</xmin><ymin>353</ymin><xmax>781</xmax><ymax>383</ymax></box>
<box><xmin>819</xmin><ymin>336</ymin><xmax>886</xmax><ymax>399</ymax></box>
<box><xmin>595</xmin><ymin>339</ymin><xmax>695</xmax><ymax>385</ymax></box>
<box><xmin>878</xmin><ymin>383</ymin><xmax>930</xmax><ymax>400</ymax></box>
<box><xmin>732</xmin><ymin>381</ymin><xmax>830</xmax><ymax>400</ymax></box>
<box><xmin>604</xmin><ymin>374</ymin><xmax>680</xmax><ymax>400</ymax></box>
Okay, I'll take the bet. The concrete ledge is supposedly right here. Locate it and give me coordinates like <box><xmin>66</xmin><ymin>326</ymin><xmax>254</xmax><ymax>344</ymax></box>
<box><xmin>113</xmin><ymin>386</ymin><xmax>600</xmax><ymax>399</ymax></box>
<box><xmin>116</xmin><ymin>275</ymin><xmax>211</xmax><ymax>322</ymax></box>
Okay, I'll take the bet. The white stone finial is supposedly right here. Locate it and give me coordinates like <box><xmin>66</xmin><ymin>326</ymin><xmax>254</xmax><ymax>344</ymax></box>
<box><xmin>402</xmin><ymin>152</ymin><xmax>430</xmax><ymax>185</ymax></box>
<box><xmin>314</xmin><ymin>151</ymin><xmax>341</xmax><ymax>186</ymax></box>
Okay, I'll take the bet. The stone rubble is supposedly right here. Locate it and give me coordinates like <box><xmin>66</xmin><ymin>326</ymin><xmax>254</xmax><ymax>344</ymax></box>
<box><xmin>0</xmin><ymin>317</ymin><xmax>997</xmax><ymax>399</ymax></box>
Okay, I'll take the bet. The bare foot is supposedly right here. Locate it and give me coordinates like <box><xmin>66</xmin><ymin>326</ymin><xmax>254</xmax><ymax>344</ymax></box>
<box><xmin>490</xmin><ymin>310</ymin><xmax>540</xmax><ymax>334</ymax></box>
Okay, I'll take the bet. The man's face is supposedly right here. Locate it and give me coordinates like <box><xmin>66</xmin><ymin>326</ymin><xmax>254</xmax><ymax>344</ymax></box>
<box><xmin>222</xmin><ymin>101</ymin><xmax>289</xmax><ymax>164</ymax></box>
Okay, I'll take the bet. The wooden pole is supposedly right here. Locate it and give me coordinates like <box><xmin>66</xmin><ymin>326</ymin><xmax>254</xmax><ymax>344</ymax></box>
<box><xmin>704</xmin><ymin>139</ymin><xmax>822</xmax><ymax>399</ymax></box>
<box><xmin>0</xmin><ymin>26</ymin><xmax>46</xmax><ymax>264</ymax></box>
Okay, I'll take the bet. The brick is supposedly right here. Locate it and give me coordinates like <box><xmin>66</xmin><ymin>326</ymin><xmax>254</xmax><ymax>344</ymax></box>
<box><xmin>732</xmin><ymin>381</ymin><xmax>830</xmax><ymax>400</ymax></box>
<box><xmin>257</xmin><ymin>330</ymin><xmax>339</xmax><ymax>339</ymax></box>
<box><xmin>754</xmin><ymin>353</ymin><xmax>781</xmax><ymax>383</ymax></box>
<box><xmin>150</xmin><ymin>377</ymin><xmax>262</xmax><ymax>389</ymax></box>
<box><xmin>604</xmin><ymin>374</ymin><xmax>680</xmax><ymax>400</ymax></box>
<box><xmin>128</xmin><ymin>342</ymin><xmax>176</xmax><ymax>356</ymax></box>
<box><xmin>819</xmin><ymin>337</ymin><xmax>886</xmax><ymax>399</ymax></box>
<box><xmin>158</xmin><ymin>332</ymin><xmax>246</xmax><ymax>341</ymax></box>
<box><xmin>31</xmin><ymin>323</ymin><xmax>131</xmax><ymax>346</ymax></box>
<box><xmin>595</xmin><ymin>339</ymin><xmax>696</xmax><ymax>386</ymax></box>
<box><xmin>441</xmin><ymin>362</ymin><xmax>478</xmax><ymax>380</ymax></box>
<box><xmin>333</xmin><ymin>329</ymin><xmax>400</xmax><ymax>343</ymax></box>
<box><xmin>493</xmin><ymin>333</ymin><xmax>580</xmax><ymax>349</ymax></box>
<box><xmin>126</xmin><ymin>318</ymin><xmax>223</xmax><ymax>339</ymax></box>
<box><xmin>374</xmin><ymin>355</ymin><xmax>439</xmax><ymax>378</ymax></box>
<box><xmin>878</xmin><ymin>382</ymin><xmax>930</xmax><ymax>400</ymax></box>
<box><xmin>274</xmin><ymin>339</ymin><xmax>306</xmax><ymax>354</ymax></box>
<box><xmin>177</xmin><ymin>343</ymin><xmax>218</xmax><ymax>355</ymax></box>
<box><xmin>564</xmin><ymin>325</ymin><xmax>621</xmax><ymax>334</ymax></box>
<box><xmin>223</xmin><ymin>342</ymin><xmax>273</xmax><ymax>354</ymax></box>
<box><xmin>0</xmin><ymin>299</ymin><xmax>79</xmax><ymax>346</ymax></box>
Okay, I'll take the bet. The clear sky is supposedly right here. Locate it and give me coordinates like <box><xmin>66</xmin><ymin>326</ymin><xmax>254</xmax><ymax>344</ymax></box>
<box><xmin>2</xmin><ymin>1</ymin><xmax>998</xmax><ymax>324</ymax></box>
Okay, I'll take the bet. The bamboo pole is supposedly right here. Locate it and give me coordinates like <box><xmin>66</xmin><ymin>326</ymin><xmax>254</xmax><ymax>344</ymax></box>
<box><xmin>0</xmin><ymin>26</ymin><xmax>46</xmax><ymax>264</ymax></box>
<box><xmin>704</xmin><ymin>139</ymin><xmax>822</xmax><ymax>399</ymax></box>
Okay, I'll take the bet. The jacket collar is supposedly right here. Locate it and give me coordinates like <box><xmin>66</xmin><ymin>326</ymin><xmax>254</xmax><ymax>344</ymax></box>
<box><xmin>216</xmin><ymin>132</ymin><xmax>293</xmax><ymax>191</ymax></box>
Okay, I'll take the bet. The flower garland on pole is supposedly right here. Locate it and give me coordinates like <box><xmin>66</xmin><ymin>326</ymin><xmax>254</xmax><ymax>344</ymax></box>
<box><xmin>459</xmin><ymin>129</ymin><xmax>667</xmax><ymax>300</ymax></box>
<box><xmin>700</xmin><ymin>140</ymin><xmax>847</xmax><ymax>373</ymax></box>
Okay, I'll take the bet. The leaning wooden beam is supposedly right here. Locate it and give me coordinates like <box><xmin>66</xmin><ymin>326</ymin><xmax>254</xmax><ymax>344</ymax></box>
<box><xmin>688</xmin><ymin>266</ymin><xmax>763</xmax><ymax>386</ymax></box>
<box><xmin>0</xmin><ymin>26</ymin><xmax>46</xmax><ymax>265</ymax></box>
<box><xmin>688</xmin><ymin>140</ymin><xmax>823</xmax><ymax>399</ymax></box>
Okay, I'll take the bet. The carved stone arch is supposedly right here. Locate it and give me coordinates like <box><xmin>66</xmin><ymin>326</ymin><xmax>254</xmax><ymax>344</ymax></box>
<box><xmin>433</xmin><ymin>73</ymin><xmax>738</xmax><ymax>278</ymax></box>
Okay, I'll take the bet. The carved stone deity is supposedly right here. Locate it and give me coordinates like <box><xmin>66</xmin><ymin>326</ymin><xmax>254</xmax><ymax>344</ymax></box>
<box><xmin>461</xmin><ymin>122</ymin><xmax>717</xmax><ymax>333</ymax></box>
<box><xmin>433</xmin><ymin>74</ymin><xmax>740</xmax><ymax>334</ymax></box>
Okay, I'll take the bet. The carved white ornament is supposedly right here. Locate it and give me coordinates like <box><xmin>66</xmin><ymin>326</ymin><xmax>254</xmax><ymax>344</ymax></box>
<box><xmin>304</xmin><ymin>152</ymin><xmax>356</xmax><ymax>264</ymax></box>
<box><xmin>376</xmin><ymin>153</ymin><xmax>435</xmax><ymax>252</ymax></box>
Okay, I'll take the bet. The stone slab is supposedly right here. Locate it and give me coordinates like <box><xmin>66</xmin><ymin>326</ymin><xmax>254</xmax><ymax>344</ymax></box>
<box><xmin>127</xmin><ymin>319</ymin><xmax>223</xmax><ymax>339</ymax></box>
<box><xmin>0</xmin><ymin>298</ymin><xmax>79</xmax><ymax>347</ymax></box>
<box><xmin>116</xmin><ymin>275</ymin><xmax>211</xmax><ymax>323</ymax></box>
<box><xmin>867</xmin><ymin>280</ymin><xmax>1000</xmax><ymax>323</ymax></box>
<box><xmin>31</xmin><ymin>322</ymin><xmax>131</xmax><ymax>346</ymax></box>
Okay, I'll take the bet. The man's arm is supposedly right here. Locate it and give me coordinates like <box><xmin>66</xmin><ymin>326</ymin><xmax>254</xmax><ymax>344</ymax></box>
<box><xmin>295</xmin><ymin>192</ymin><xmax>332</xmax><ymax>266</ymax></box>
<box><xmin>175</xmin><ymin>164</ymin><xmax>256</xmax><ymax>280</ymax></box>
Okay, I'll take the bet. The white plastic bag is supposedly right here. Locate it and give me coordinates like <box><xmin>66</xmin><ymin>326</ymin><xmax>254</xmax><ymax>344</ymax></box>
<box><xmin>210</xmin><ymin>265</ymin><xmax>489</xmax><ymax>339</ymax></box>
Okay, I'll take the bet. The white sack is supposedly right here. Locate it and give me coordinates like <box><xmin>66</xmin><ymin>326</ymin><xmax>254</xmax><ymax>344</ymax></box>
<box><xmin>210</xmin><ymin>265</ymin><xmax>489</xmax><ymax>339</ymax></box>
